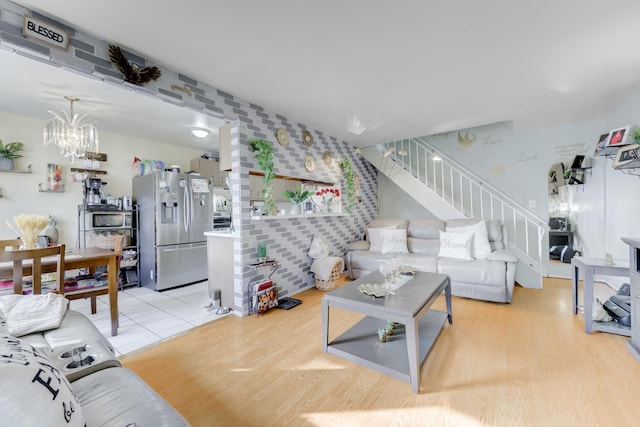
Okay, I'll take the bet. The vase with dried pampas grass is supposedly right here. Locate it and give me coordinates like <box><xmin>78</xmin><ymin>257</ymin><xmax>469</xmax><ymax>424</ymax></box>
<box><xmin>10</xmin><ymin>214</ymin><xmax>50</xmax><ymax>249</ymax></box>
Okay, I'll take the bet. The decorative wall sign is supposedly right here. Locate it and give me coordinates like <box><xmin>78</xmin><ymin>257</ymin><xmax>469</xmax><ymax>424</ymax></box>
<box><xmin>302</xmin><ymin>130</ymin><xmax>314</xmax><ymax>147</ymax></box>
<box><xmin>457</xmin><ymin>131</ymin><xmax>476</xmax><ymax>149</ymax></box>
<box><xmin>22</xmin><ymin>15</ymin><xmax>69</xmax><ymax>50</ymax></box>
<box><xmin>276</xmin><ymin>128</ymin><xmax>290</xmax><ymax>146</ymax></box>
<box><xmin>323</xmin><ymin>151</ymin><xmax>332</xmax><ymax>165</ymax></box>
<box><xmin>304</xmin><ymin>155</ymin><xmax>315</xmax><ymax>171</ymax></box>
<box><xmin>84</xmin><ymin>152</ymin><xmax>107</xmax><ymax>162</ymax></box>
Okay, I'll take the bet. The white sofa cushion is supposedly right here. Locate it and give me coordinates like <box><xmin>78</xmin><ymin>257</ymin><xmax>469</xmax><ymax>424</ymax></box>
<box><xmin>446</xmin><ymin>220</ymin><xmax>492</xmax><ymax>259</ymax></box>
<box><xmin>438</xmin><ymin>258</ymin><xmax>507</xmax><ymax>287</ymax></box>
<box><xmin>73</xmin><ymin>367</ymin><xmax>190</xmax><ymax>427</ymax></box>
<box><xmin>0</xmin><ymin>334</ymin><xmax>86</xmax><ymax>427</ymax></box>
<box><xmin>438</xmin><ymin>231</ymin><xmax>473</xmax><ymax>260</ymax></box>
<box><xmin>0</xmin><ymin>294</ymin><xmax>68</xmax><ymax>337</ymax></box>
<box><xmin>367</xmin><ymin>225</ymin><xmax>397</xmax><ymax>252</ymax></box>
<box><xmin>380</xmin><ymin>229</ymin><xmax>409</xmax><ymax>254</ymax></box>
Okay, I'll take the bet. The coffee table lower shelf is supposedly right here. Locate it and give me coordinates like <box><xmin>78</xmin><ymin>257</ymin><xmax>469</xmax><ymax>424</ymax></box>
<box><xmin>327</xmin><ymin>310</ymin><xmax>447</xmax><ymax>386</ymax></box>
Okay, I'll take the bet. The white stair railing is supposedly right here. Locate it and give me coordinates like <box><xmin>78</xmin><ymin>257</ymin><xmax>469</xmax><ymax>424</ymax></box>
<box><xmin>373</xmin><ymin>138</ymin><xmax>548</xmax><ymax>289</ymax></box>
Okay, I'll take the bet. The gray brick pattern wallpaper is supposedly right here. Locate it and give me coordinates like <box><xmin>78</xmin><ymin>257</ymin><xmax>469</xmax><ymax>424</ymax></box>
<box><xmin>0</xmin><ymin>0</ymin><xmax>378</xmax><ymax>315</ymax></box>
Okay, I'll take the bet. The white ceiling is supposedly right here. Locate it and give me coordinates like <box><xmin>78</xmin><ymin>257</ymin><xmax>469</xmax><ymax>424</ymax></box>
<box><xmin>9</xmin><ymin>0</ymin><xmax>640</xmax><ymax>148</ymax></box>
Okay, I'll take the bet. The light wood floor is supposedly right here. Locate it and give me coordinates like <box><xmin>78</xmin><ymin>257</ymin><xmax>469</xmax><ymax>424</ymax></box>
<box><xmin>121</xmin><ymin>277</ymin><xmax>640</xmax><ymax>427</ymax></box>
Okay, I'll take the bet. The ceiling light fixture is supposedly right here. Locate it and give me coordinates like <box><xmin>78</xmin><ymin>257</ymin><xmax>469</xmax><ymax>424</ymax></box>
<box><xmin>191</xmin><ymin>128</ymin><xmax>210</xmax><ymax>138</ymax></box>
<box><xmin>382</xmin><ymin>147</ymin><xmax>396</xmax><ymax>157</ymax></box>
<box><xmin>347</xmin><ymin>116</ymin><xmax>367</xmax><ymax>135</ymax></box>
<box><xmin>44</xmin><ymin>96</ymin><xmax>99</xmax><ymax>160</ymax></box>
<box><xmin>398</xmin><ymin>149</ymin><xmax>408</xmax><ymax>156</ymax></box>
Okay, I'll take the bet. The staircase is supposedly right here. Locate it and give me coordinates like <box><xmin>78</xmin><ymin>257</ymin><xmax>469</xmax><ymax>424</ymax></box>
<box><xmin>361</xmin><ymin>138</ymin><xmax>548</xmax><ymax>289</ymax></box>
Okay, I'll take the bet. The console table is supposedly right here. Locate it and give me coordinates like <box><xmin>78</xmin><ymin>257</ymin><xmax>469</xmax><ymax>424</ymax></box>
<box><xmin>571</xmin><ymin>256</ymin><xmax>630</xmax><ymax>335</ymax></box>
<box><xmin>621</xmin><ymin>238</ymin><xmax>640</xmax><ymax>363</ymax></box>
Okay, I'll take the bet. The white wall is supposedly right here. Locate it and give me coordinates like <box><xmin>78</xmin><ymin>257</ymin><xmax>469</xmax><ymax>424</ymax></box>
<box><xmin>0</xmin><ymin>111</ymin><xmax>207</xmax><ymax>246</ymax></box>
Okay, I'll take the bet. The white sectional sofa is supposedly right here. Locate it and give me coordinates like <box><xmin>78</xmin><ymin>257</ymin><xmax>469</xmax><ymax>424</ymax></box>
<box><xmin>0</xmin><ymin>304</ymin><xmax>190</xmax><ymax>427</ymax></box>
<box><xmin>345</xmin><ymin>218</ymin><xmax>518</xmax><ymax>303</ymax></box>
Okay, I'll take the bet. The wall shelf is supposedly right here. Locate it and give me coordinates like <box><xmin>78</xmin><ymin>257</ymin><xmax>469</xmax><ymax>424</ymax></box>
<box><xmin>38</xmin><ymin>183</ymin><xmax>66</xmax><ymax>193</ymax></box>
<box><xmin>0</xmin><ymin>164</ymin><xmax>32</xmax><ymax>174</ymax></box>
<box><xmin>71</xmin><ymin>167</ymin><xmax>107</xmax><ymax>176</ymax></box>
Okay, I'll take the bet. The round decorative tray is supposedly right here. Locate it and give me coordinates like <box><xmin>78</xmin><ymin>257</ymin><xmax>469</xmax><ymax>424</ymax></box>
<box><xmin>357</xmin><ymin>283</ymin><xmax>388</xmax><ymax>298</ymax></box>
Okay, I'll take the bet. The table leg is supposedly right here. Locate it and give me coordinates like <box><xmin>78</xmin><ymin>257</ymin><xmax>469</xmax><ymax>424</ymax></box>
<box><xmin>404</xmin><ymin>317</ymin><xmax>420</xmax><ymax>393</ymax></box>
<box><xmin>108</xmin><ymin>255</ymin><xmax>119</xmax><ymax>336</ymax></box>
<box><xmin>583</xmin><ymin>268</ymin><xmax>594</xmax><ymax>334</ymax></box>
<box><xmin>445</xmin><ymin>279</ymin><xmax>453</xmax><ymax>324</ymax></box>
<box><xmin>321</xmin><ymin>299</ymin><xmax>329</xmax><ymax>352</ymax></box>
<box><xmin>572</xmin><ymin>264</ymin><xmax>580</xmax><ymax>315</ymax></box>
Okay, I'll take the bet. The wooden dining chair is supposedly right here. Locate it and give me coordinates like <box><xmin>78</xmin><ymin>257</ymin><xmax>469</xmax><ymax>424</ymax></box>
<box><xmin>0</xmin><ymin>244</ymin><xmax>66</xmax><ymax>295</ymax></box>
<box><xmin>0</xmin><ymin>238</ymin><xmax>22</xmax><ymax>251</ymax></box>
<box><xmin>61</xmin><ymin>234</ymin><xmax>124</xmax><ymax>314</ymax></box>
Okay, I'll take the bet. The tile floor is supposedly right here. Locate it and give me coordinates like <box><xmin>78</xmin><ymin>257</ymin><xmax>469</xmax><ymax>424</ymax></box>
<box><xmin>68</xmin><ymin>281</ymin><xmax>232</xmax><ymax>357</ymax></box>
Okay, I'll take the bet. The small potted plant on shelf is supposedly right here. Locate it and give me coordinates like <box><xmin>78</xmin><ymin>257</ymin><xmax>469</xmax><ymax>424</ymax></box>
<box><xmin>282</xmin><ymin>185</ymin><xmax>311</xmax><ymax>215</ymax></box>
<box><xmin>0</xmin><ymin>139</ymin><xmax>24</xmax><ymax>171</ymax></box>
<box><xmin>257</xmin><ymin>242</ymin><xmax>268</xmax><ymax>263</ymax></box>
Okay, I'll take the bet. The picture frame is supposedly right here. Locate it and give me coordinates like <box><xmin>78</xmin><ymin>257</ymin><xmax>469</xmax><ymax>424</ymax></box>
<box><xmin>612</xmin><ymin>144</ymin><xmax>640</xmax><ymax>169</ymax></box>
<box><xmin>593</xmin><ymin>132</ymin><xmax>610</xmax><ymax>156</ymax></box>
<box><xmin>606</xmin><ymin>125</ymin><xmax>631</xmax><ymax>148</ymax></box>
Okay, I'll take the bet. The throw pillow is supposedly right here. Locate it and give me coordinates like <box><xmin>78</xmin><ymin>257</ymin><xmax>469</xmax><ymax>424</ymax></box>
<box><xmin>308</xmin><ymin>237</ymin><xmax>329</xmax><ymax>259</ymax></box>
<box><xmin>446</xmin><ymin>221</ymin><xmax>492</xmax><ymax>259</ymax></box>
<box><xmin>0</xmin><ymin>294</ymin><xmax>68</xmax><ymax>337</ymax></box>
<box><xmin>380</xmin><ymin>229</ymin><xmax>409</xmax><ymax>254</ymax></box>
<box><xmin>0</xmin><ymin>334</ymin><xmax>86</xmax><ymax>427</ymax></box>
<box><xmin>438</xmin><ymin>231</ymin><xmax>473</xmax><ymax>260</ymax></box>
<box><xmin>367</xmin><ymin>225</ymin><xmax>397</xmax><ymax>252</ymax></box>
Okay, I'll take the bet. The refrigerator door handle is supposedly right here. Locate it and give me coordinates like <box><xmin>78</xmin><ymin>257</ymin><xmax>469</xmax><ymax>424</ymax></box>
<box><xmin>183</xmin><ymin>185</ymin><xmax>189</xmax><ymax>232</ymax></box>
<box><xmin>187</xmin><ymin>184</ymin><xmax>192</xmax><ymax>231</ymax></box>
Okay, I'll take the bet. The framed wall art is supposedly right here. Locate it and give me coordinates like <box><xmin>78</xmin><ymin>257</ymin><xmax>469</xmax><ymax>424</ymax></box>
<box><xmin>612</xmin><ymin>144</ymin><xmax>640</xmax><ymax>169</ymax></box>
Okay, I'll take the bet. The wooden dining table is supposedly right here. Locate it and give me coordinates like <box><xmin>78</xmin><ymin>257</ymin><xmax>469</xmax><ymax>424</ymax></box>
<box><xmin>0</xmin><ymin>247</ymin><xmax>120</xmax><ymax>336</ymax></box>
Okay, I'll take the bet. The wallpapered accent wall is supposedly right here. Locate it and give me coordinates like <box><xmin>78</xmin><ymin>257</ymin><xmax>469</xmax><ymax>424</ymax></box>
<box><xmin>0</xmin><ymin>0</ymin><xmax>379</xmax><ymax>315</ymax></box>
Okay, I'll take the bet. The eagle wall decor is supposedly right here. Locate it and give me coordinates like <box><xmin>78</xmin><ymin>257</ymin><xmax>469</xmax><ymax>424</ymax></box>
<box><xmin>108</xmin><ymin>44</ymin><xmax>161</xmax><ymax>86</ymax></box>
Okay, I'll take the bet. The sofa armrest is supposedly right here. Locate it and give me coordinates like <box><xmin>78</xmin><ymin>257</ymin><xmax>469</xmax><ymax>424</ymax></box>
<box><xmin>486</xmin><ymin>249</ymin><xmax>518</xmax><ymax>263</ymax></box>
<box><xmin>347</xmin><ymin>240</ymin><xmax>369</xmax><ymax>251</ymax></box>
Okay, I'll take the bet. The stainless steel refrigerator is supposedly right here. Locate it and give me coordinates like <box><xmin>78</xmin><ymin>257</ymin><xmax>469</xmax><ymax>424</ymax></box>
<box><xmin>133</xmin><ymin>171</ymin><xmax>212</xmax><ymax>290</ymax></box>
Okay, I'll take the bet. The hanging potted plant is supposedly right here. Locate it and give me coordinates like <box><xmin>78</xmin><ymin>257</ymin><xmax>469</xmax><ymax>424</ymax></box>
<box><xmin>339</xmin><ymin>158</ymin><xmax>356</xmax><ymax>213</ymax></box>
<box><xmin>249</xmin><ymin>138</ymin><xmax>276</xmax><ymax>215</ymax></box>
<box><xmin>0</xmin><ymin>139</ymin><xmax>24</xmax><ymax>171</ymax></box>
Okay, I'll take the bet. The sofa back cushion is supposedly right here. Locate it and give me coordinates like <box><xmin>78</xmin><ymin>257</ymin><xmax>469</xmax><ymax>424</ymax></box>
<box><xmin>446</xmin><ymin>218</ymin><xmax>505</xmax><ymax>250</ymax></box>
<box><xmin>446</xmin><ymin>220</ymin><xmax>492</xmax><ymax>259</ymax></box>
<box><xmin>406</xmin><ymin>219</ymin><xmax>444</xmax><ymax>255</ymax></box>
<box><xmin>366</xmin><ymin>218</ymin><xmax>408</xmax><ymax>238</ymax></box>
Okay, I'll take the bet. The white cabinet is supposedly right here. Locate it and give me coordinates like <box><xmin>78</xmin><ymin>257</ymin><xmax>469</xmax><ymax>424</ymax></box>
<box><xmin>206</xmin><ymin>233</ymin><xmax>234</xmax><ymax>309</ymax></box>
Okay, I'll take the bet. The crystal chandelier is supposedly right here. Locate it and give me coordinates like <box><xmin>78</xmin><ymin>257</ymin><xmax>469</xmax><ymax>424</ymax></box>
<box><xmin>44</xmin><ymin>96</ymin><xmax>99</xmax><ymax>160</ymax></box>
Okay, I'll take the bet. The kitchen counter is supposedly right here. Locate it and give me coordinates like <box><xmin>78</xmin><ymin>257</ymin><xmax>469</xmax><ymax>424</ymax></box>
<box><xmin>251</xmin><ymin>213</ymin><xmax>348</xmax><ymax>220</ymax></box>
<box><xmin>204</xmin><ymin>230</ymin><xmax>239</xmax><ymax>238</ymax></box>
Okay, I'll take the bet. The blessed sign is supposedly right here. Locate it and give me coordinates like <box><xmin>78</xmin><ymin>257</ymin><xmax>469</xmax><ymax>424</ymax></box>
<box><xmin>22</xmin><ymin>15</ymin><xmax>69</xmax><ymax>50</ymax></box>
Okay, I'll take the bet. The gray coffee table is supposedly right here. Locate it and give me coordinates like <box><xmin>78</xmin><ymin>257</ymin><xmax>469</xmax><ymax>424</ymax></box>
<box><xmin>321</xmin><ymin>270</ymin><xmax>452</xmax><ymax>393</ymax></box>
